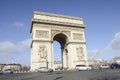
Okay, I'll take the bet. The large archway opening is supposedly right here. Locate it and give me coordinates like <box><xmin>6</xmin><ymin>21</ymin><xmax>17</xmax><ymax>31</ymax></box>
<box><xmin>53</xmin><ymin>41</ymin><xmax>62</xmax><ymax>68</ymax></box>
<box><xmin>53</xmin><ymin>33</ymin><xmax>68</xmax><ymax>70</ymax></box>
<box><xmin>30</xmin><ymin>11</ymin><xmax>87</xmax><ymax>71</ymax></box>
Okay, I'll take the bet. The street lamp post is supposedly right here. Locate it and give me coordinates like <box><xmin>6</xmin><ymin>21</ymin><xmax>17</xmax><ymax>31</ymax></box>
<box><xmin>46</xmin><ymin>53</ymin><xmax>48</xmax><ymax>68</ymax></box>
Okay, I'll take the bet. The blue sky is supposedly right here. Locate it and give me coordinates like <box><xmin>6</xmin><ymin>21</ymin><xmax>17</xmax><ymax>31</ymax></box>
<box><xmin>0</xmin><ymin>0</ymin><xmax>120</xmax><ymax>66</ymax></box>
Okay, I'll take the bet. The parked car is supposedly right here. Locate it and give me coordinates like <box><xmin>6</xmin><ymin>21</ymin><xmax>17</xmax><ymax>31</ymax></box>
<box><xmin>0</xmin><ymin>70</ymin><xmax>2</xmax><ymax>74</ymax></box>
<box><xmin>110</xmin><ymin>63</ymin><xmax>120</xmax><ymax>69</ymax></box>
<box><xmin>37</xmin><ymin>67</ymin><xmax>53</xmax><ymax>72</ymax></box>
<box><xmin>3</xmin><ymin>69</ymin><xmax>14</xmax><ymax>74</ymax></box>
<box><xmin>75</xmin><ymin>65</ymin><xmax>92</xmax><ymax>71</ymax></box>
<box><xmin>55</xmin><ymin>67</ymin><xmax>63</xmax><ymax>70</ymax></box>
<box><xmin>99</xmin><ymin>65</ymin><xmax>110</xmax><ymax>69</ymax></box>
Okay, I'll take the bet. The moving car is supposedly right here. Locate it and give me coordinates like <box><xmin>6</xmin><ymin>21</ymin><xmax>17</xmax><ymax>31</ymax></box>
<box><xmin>3</xmin><ymin>69</ymin><xmax>13</xmax><ymax>74</ymax></box>
<box><xmin>37</xmin><ymin>67</ymin><xmax>53</xmax><ymax>72</ymax></box>
<box><xmin>110</xmin><ymin>63</ymin><xmax>120</xmax><ymax>69</ymax></box>
<box><xmin>75</xmin><ymin>65</ymin><xmax>92</xmax><ymax>71</ymax></box>
<box><xmin>99</xmin><ymin>65</ymin><xmax>109</xmax><ymax>69</ymax></box>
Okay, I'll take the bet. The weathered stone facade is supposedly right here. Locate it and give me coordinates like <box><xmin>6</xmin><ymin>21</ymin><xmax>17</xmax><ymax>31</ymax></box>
<box><xmin>30</xmin><ymin>11</ymin><xmax>88</xmax><ymax>71</ymax></box>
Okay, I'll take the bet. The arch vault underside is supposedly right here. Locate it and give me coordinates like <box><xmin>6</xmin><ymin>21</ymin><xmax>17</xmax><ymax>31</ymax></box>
<box><xmin>30</xmin><ymin>11</ymin><xmax>88</xmax><ymax>71</ymax></box>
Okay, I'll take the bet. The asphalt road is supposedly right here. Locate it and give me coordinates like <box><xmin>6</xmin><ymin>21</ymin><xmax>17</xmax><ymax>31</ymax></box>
<box><xmin>0</xmin><ymin>69</ymin><xmax>120</xmax><ymax>80</ymax></box>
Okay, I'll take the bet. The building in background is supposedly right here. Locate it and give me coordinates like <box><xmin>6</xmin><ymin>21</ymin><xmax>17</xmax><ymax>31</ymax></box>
<box><xmin>113</xmin><ymin>56</ymin><xmax>120</xmax><ymax>64</ymax></box>
<box><xmin>88</xmin><ymin>59</ymin><xmax>110</xmax><ymax>69</ymax></box>
<box><xmin>0</xmin><ymin>64</ymin><xmax>22</xmax><ymax>72</ymax></box>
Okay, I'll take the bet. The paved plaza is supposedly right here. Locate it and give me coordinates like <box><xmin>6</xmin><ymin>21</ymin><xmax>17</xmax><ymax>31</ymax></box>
<box><xmin>0</xmin><ymin>69</ymin><xmax>120</xmax><ymax>80</ymax></box>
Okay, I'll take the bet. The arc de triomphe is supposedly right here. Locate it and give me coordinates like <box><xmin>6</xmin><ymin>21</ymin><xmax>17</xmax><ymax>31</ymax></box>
<box><xmin>30</xmin><ymin>11</ymin><xmax>88</xmax><ymax>71</ymax></box>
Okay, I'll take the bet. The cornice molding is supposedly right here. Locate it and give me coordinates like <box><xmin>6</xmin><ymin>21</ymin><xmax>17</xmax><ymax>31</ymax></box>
<box><xmin>30</xmin><ymin>40</ymin><xmax>52</xmax><ymax>48</ymax></box>
<box><xmin>34</xmin><ymin>11</ymin><xmax>83</xmax><ymax>21</ymax></box>
<box><xmin>66</xmin><ymin>42</ymin><xmax>86</xmax><ymax>45</ymax></box>
<box><xmin>30</xmin><ymin>11</ymin><xmax>85</xmax><ymax>33</ymax></box>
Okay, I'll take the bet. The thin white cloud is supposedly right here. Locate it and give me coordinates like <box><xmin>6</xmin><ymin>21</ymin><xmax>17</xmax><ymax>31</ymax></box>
<box><xmin>87</xmin><ymin>49</ymin><xmax>101</xmax><ymax>59</ymax></box>
<box><xmin>88</xmin><ymin>32</ymin><xmax>120</xmax><ymax>60</ymax></box>
<box><xmin>0</xmin><ymin>41</ymin><xmax>20</xmax><ymax>53</ymax></box>
<box><xmin>0</xmin><ymin>39</ymin><xmax>31</xmax><ymax>65</ymax></box>
<box><xmin>108</xmin><ymin>32</ymin><xmax>120</xmax><ymax>50</ymax></box>
<box><xmin>0</xmin><ymin>39</ymin><xmax>31</xmax><ymax>54</ymax></box>
<box><xmin>18</xmin><ymin>39</ymin><xmax>31</xmax><ymax>52</ymax></box>
<box><xmin>0</xmin><ymin>53</ymin><xmax>30</xmax><ymax>66</ymax></box>
<box><xmin>12</xmin><ymin>22</ymin><xmax>25</xmax><ymax>27</ymax></box>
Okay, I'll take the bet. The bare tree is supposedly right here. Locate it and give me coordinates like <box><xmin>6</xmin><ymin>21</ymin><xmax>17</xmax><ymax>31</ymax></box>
<box><xmin>22</xmin><ymin>65</ymin><xmax>30</xmax><ymax>72</ymax></box>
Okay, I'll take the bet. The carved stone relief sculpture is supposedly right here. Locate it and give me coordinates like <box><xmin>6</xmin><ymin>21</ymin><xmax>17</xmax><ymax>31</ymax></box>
<box><xmin>38</xmin><ymin>45</ymin><xmax>47</xmax><ymax>59</ymax></box>
<box><xmin>35</xmin><ymin>30</ymin><xmax>49</xmax><ymax>38</ymax></box>
<box><xmin>51</xmin><ymin>30</ymin><xmax>60</xmax><ymax>37</ymax></box>
<box><xmin>73</xmin><ymin>33</ymin><xmax>83</xmax><ymax>40</ymax></box>
<box><xmin>51</xmin><ymin>30</ymin><xmax>71</xmax><ymax>39</ymax></box>
<box><xmin>76</xmin><ymin>46</ymin><xmax>84</xmax><ymax>61</ymax></box>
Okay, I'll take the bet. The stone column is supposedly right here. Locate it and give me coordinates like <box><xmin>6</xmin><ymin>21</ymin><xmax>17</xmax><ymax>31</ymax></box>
<box><xmin>61</xmin><ymin>47</ymin><xmax>64</xmax><ymax>70</ymax></box>
<box><xmin>63</xmin><ymin>49</ymin><xmax>68</xmax><ymax>69</ymax></box>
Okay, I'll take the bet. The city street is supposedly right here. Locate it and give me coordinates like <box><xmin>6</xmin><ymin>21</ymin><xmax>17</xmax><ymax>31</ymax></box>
<box><xmin>0</xmin><ymin>69</ymin><xmax>120</xmax><ymax>80</ymax></box>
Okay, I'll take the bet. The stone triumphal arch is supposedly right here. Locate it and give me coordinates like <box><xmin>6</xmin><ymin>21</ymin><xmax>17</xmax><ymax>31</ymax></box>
<box><xmin>30</xmin><ymin>11</ymin><xmax>88</xmax><ymax>71</ymax></box>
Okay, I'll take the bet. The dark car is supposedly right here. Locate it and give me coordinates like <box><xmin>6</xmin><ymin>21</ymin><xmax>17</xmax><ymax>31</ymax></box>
<box><xmin>0</xmin><ymin>70</ymin><xmax>2</xmax><ymax>74</ymax></box>
<box><xmin>37</xmin><ymin>67</ymin><xmax>53</xmax><ymax>72</ymax></box>
<box><xmin>110</xmin><ymin>63</ymin><xmax>120</xmax><ymax>69</ymax></box>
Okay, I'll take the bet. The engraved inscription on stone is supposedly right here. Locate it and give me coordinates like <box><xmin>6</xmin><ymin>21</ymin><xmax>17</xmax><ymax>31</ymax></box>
<box><xmin>35</xmin><ymin>30</ymin><xmax>49</xmax><ymax>38</ymax></box>
<box><xmin>73</xmin><ymin>33</ymin><xmax>83</xmax><ymax>40</ymax></box>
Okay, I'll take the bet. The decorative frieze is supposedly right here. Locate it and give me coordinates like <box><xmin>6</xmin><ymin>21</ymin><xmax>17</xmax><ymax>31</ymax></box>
<box><xmin>63</xmin><ymin>31</ymin><xmax>71</xmax><ymax>37</ymax></box>
<box><xmin>51</xmin><ymin>30</ymin><xmax>71</xmax><ymax>39</ymax></box>
<box><xmin>73</xmin><ymin>33</ymin><xmax>83</xmax><ymax>40</ymax></box>
<box><xmin>35</xmin><ymin>30</ymin><xmax>49</xmax><ymax>39</ymax></box>
<box><xmin>33</xmin><ymin>23</ymin><xmax>84</xmax><ymax>31</ymax></box>
<box><xmin>33</xmin><ymin>11</ymin><xmax>83</xmax><ymax>25</ymax></box>
<box><xmin>51</xmin><ymin>30</ymin><xmax>60</xmax><ymax>36</ymax></box>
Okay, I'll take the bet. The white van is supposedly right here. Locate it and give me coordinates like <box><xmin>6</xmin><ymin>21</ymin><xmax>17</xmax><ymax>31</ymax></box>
<box><xmin>75</xmin><ymin>65</ymin><xmax>92</xmax><ymax>71</ymax></box>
